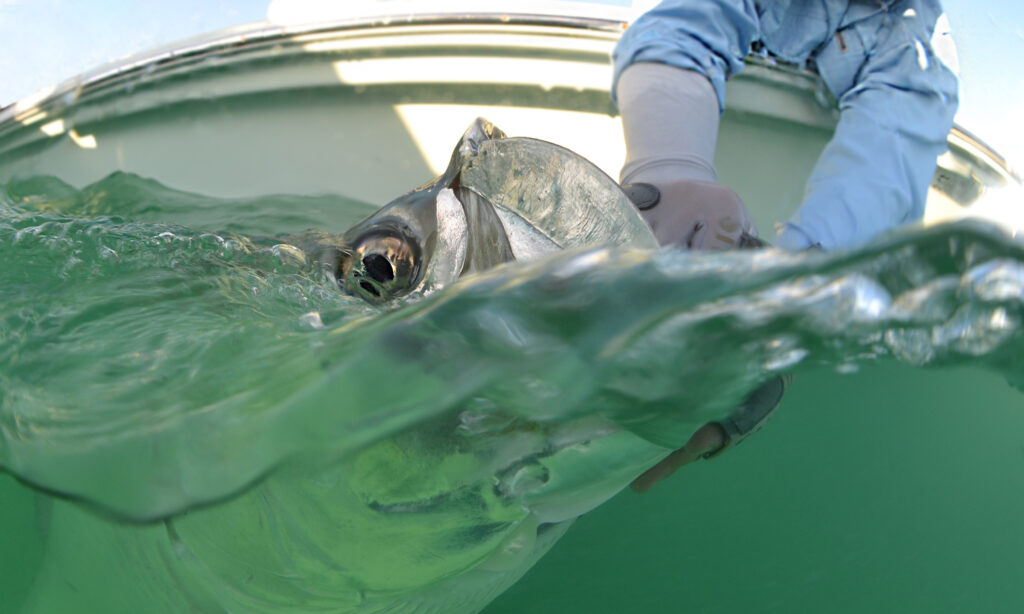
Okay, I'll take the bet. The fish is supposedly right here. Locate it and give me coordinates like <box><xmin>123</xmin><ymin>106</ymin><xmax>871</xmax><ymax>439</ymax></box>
<box><xmin>292</xmin><ymin>119</ymin><xmax>671</xmax><ymax>612</ymax></box>
<box><xmin>23</xmin><ymin>118</ymin><xmax>1021</xmax><ymax>614</ymax></box>
<box><xmin>334</xmin><ymin>117</ymin><xmax>658</xmax><ymax>302</ymax></box>
<box><xmin>13</xmin><ymin>119</ymin><xmax>676</xmax><ymax>614</ymax></box>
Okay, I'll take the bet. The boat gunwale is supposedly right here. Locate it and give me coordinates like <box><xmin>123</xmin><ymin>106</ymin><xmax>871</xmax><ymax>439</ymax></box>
<box><xmin>0</xmin><ymin>11</ymin><xmax>1017</xmax><ymax>186</ymax></box>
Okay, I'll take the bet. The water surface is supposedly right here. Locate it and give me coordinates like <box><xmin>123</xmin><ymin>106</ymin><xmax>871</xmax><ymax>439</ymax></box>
<box><xmin>1</xmin><ymin>173</ymin><xmax>1022</xmax><ymax>613</ymax></box>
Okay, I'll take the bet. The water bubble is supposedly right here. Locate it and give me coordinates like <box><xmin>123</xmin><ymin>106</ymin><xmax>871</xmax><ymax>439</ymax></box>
<box><xmin>884</xmin><ymin>328</ymin><xmax>935</xmax><ymax>365</ymax></box>
<box><xmin>299</xmin><ymin>311</ymin><xmax>325</xmax><ymax>330</ymax></box>
<box><xmin>964</xmin><ymin>260</ymin><xmax>1024</xmax><ymax>302</ymax></box>
<box><xmin>763</xmin><ymin>348</ymin><xmax>808</xmax><ymax>371</ymax></box>
<box><xmin>270</xmin><ymin>243</ymin><xmax>308</xmax><ymax>269</ymax></box>
<box><xmin>760</xmin><ymin>336</ymin><xmax>809</xmax><ymax>370</ymax></box>
<box><xmin>890</xmin><ymin>276</ymin><xmax>959</xmax><ymax>323</ymax></box>
<box><xmin>938</xmin><ymin>305</ymin><xmax>1019</xmax><ymax>356</ymax></box>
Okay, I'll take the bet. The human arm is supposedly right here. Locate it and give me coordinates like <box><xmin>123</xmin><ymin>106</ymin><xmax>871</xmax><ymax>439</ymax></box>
<box><xmin>776</xmin><ymin>2</ymin><xmax>959</xmax><ymax>250</ymax></box>
<box><xmin>613</xmin><ymin>1</ymin><xmax>761</xmax><ymax>248</ymax></box>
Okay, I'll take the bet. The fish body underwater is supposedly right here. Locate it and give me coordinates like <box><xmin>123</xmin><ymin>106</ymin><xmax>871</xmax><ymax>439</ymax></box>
<box><xmin>2</xmin><ymin>119</ymin><xmax>686</xmax><ymax>614</ymax></box>
<box><xmin>154</xmin><ymin>121</ymin><xmax>676</xmax><ymax>613</ymax></box>
<box><xmin>2</xmin><ymin>120</ymin><xmax>1024</xmax><ymax>613</ymax></box>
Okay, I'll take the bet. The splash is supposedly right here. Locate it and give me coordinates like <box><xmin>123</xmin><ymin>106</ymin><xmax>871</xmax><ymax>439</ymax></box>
<box><xmin>1</xmin><ymin>173</ymin><xmax>1022</xmax><ymax>613</ymax></box>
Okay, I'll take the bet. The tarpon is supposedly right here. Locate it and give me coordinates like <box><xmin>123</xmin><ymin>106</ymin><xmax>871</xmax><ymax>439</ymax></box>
<box><xmin>335</xmin><ymin>117</ymin><xmax>657</xmax><ymax>302</ymax></box>
<box><xmin>305</xmin><ymin>119</ymin><xmax>670</xmax><ymax>613</ymax></box>
<box><xmin>19</xmin><ymin>119</ymin><xmax>673</xmax><ymax>614</ymax></box>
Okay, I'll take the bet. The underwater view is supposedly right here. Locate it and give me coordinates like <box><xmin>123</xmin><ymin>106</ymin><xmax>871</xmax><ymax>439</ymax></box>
<box><xmin>2</xmin><ymin>120</ymin><xmax>1024</xmax><ymax>612</ymax></box>
<box><xmin>2</xmin><ymin>3</ymin><xmax>1024</xmax><ymax>613</ymax></box>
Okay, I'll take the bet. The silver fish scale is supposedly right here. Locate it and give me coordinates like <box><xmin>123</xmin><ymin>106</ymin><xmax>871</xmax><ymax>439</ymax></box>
<box><xmin>460</xmin><ymin>135</ymin><xmax>657</xmax><ymax>255</ymax></box>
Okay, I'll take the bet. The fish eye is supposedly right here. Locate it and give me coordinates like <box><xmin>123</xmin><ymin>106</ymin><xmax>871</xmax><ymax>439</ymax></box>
<box><xmin>362</xmin><ymin>253</ymin><xmax>395</xmax><ymax>283</ymax></box>
<box><xmin>338</xmin><ymin>230</ymin><xmax>421</xmax><ymax>302</ymax></box>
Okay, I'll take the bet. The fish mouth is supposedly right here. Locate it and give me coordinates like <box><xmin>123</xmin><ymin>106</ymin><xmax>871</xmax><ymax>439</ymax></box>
<box><xmin>338</xmin><ymin>223</ymin><xmax>422</xmax><ymax>303</ymax></box>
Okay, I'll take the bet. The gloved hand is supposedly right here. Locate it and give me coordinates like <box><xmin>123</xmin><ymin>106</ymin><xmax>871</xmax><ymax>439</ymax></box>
<box><xmin>630</xmin><ymin>375</ymin><xmax>791</xmax><ymax>493</ymax></box>
<box><xmin>623</xmin><ymin>179</ymin><xmax>760</xmax><ymax>250</ymax></box>
<box><xmin>616</xmin><ymin>63</ymin><xmax>761</xmax><ymax>250</ymax></box>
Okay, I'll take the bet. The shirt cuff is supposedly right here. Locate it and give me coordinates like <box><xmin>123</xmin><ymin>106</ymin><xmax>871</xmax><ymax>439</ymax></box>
<box><xmin>775</xmin><ymin>223</ymin><xmax>820</xmax><ymax>251</ymax></box>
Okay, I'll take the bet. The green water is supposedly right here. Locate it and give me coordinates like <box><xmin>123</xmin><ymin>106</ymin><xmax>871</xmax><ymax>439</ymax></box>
<box><xmin>487</xmin><ymin>364</ymin><xmax>1024</xmax><ymax>613</ymax></box>
<box><xmin>2</xmin><ymin>173</ymin><xmax>1023</xmax><ymax>612</ymax></box>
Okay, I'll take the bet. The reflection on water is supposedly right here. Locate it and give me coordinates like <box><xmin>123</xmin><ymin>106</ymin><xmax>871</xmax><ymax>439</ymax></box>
<box><xmin>1</xmin><ymin>173</ymin><xmax>1023</xmax><ymax>612</ymax></box>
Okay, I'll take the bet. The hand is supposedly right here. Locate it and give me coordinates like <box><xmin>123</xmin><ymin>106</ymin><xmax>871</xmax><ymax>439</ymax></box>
<box><xmin>628</xmin><ymin>373</ymin><xmax>791</xmax><ymax>493</ymax></box>
<box><xmin>630</xmin><ymin>422</ymin><xmax>727</xmax><ymax>493</ymax></box>
<box><xmin>624</xmin><ymin>179</ymin><xmax>758</xmax><ymax>250</ymax></box>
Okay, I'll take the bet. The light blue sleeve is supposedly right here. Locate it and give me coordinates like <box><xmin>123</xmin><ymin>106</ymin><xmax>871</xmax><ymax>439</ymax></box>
<box><xmin>611</xmin><ymin>0</ymin><xmax>759</xmax><ymax>111</ymax></box>
<box><xmin>776</xmin><ymin>2</ymin><xmax>959</xmax><ymax>250</ymax></box>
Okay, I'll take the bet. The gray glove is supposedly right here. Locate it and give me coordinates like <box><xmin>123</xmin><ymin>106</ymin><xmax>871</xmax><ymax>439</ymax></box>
<box><xmin>623</xmin><ymin>179</ymin><xmax>761</xmax><ymax>250</ymax></box>
<box><xmin>616</xmin><ymin>63</ymin><xmax>761</xmax><ymax>250</ymax></box>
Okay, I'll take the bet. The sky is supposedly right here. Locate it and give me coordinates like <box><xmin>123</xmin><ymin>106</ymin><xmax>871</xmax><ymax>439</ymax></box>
<box><xmin>0</xmin><ymin>0</ymin><xmax>1021</xmax><ymax>169</ymax></box>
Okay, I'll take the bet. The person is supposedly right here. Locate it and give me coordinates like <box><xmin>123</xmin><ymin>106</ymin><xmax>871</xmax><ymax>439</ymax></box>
<box><xmin>616</xmin><ymin>0</ymin><xmax>959</xmax><ymax>491</ymax></box>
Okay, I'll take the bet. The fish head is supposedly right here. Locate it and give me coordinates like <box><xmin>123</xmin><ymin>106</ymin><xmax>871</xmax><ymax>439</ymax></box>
<box><xmin>336</xmin><ymin>117</ymin><xmax>657</xmax><ymax>304</ymax></box>
<box><xmin>338</xmin><ymin>189</ymin><xmax>433</xmax><ymax>303</ymax></box>
<box><xmin>337</xmin><ymin>119</ymin><xmax>517</xmax><ymax>303</ymax></box>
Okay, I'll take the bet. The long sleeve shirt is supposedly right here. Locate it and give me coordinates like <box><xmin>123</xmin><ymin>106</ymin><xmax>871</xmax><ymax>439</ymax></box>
<box><xmin>613</xmin><ymin>0</ymin><xmax>960</xmax><ymax>250</ymax></box>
